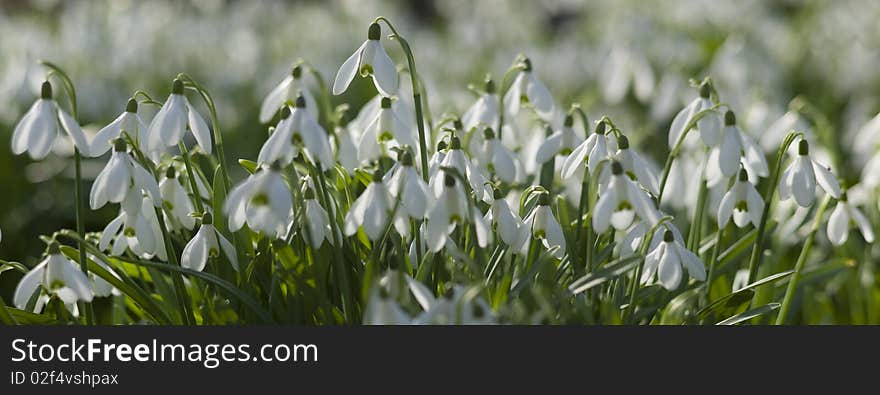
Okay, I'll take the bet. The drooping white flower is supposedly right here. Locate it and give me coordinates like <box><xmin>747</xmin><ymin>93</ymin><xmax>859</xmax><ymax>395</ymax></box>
<box><xmin>778</xmin><ymin>139</ymin><xmax>841</xmax><ymax>207</ymax></box>
<box><xmin>536</xmin><ymin>114</ymin><xmax>583</xmax><ymax>165</ymax></box>
<box><xmin>522</xmin><ymin>195</ymin><xmax>566</xmax><ymax>259</ymax></box>
<box><xmin>426</xmin><ymin>173</ymin><xmax>469</xmax><ymax>252</ymax></box>
<box><xmin>476</xmin><ymin>127</ymin><xmax>517</xmax><ymax>183</ymax></box>
<box><xmin>604</xmin><ymin>135</ymin><xmax>660</xmax><ymax>195</ymax></box>
<box><xmin>98</xmin><ymin>196</ymin><xmax>167</xmax><ymax>261</ymax></box>
<box><xmin>485</xmin><ymin>190</ymin><xmax>530</xmax><ymax>251</ymax></box>
<box><xmin>717</xmin><ymin>168</ymin><xmax>765</xmax><ymax>228</ymax></box>
<box><xmin>462</xmin><ymin>79</ymin><xmax>499</xmax><ymax>132</ymax></box>
<box><xmin>258</xmin><ymin>96</ymin><xmax>334</xmax><ymax>169</ymax></box>
<box><xmin>301</xmin><ymin>188</ymin><xmax>334</xmax><ymax>248</ymax></box>
<box><xmin>333</xmin><ymin>125</ymin><xmax>360</xmax><ymax>173</ymax></box>
<box><xmin>181</xmin><ymin>213</ymin><xmax>238</xmax><ymax>272</ymax></box>
<box><xmin>826</xmin><ymin>192</ymin><xmax>874</xmax><ymax>246</ymax></box>
<box><xmin>13</xmin><ymin>243</ymin><xmax>93</xmax><ymax>309</ymax></box>
<box><xmin>386</xmin><ymin>150</ymin><xmax>433</xmax><ymax>221</ymax></box>
<box><xmin>259</xmin><ymin>64</ymin><xmax>318</xmax><ymax>123</ymax></box>
<box><xmin>90</xmin><ymin>98</ymin><xmax>150</xmax><ymax>157</ymax></box>
<box><xmin>504</xmin><ymin>58</ymin><xmax>555</xmax><ymax>120</ymax></box>
<box><xmin>358</xmin><ymin>97</ymin><xmax>416</xmax><ymax>165</ymax></box>
<box><xmin>640</xmin><ymin>230</ymin><xmax>706</xmax><ymax>290</ymax></box>
<box><xmin>427</xmin><ymin>140</ymin><xmax>447</xmax><ymax>178</ymax></box>
<box><xmin>363</xmin><ymin>287</ymin><xmax>411</xmax><ymax>325</ymax></box>
<box><xmin>412</xmin><ymin>284</ymin><xmax>497</xmax><ymax>325</ymax></box>
<box><xmin>343</xmin><ymin>171</ymin><xmax>391</xmax><ymax>241</ymax></box>
<box><xmin>224</xmin><ymin>164</ymin><xmax>293</xmax><ymax>238</ymax></box>
<box><xmin>593</xmin><ymin>161</ymin><xmax>662</xmax><ymax>233</ymax></box>
<box><xmin>89</xmin><ymin>139</ymin><xmax>162</xmax><ymax>211</ymax></box>
<box><xmin>599</xmin><ymin>45</ymin><xmax>655</xmax><ymax>105</ymax></box>
<box><xmin>433</xmin><ymin>136</ymin><xmax>492</xmax><ymax>202</ymax></box>
<box><xmin>11</xmin><ymin>81</ymin><xmax>89</xmax><ymax>160</ymax></box>
<box><xmin>713</xmin><ymin>110</ymin><xmax>768</xmax><ymax>179</ymax></box>
<box><xmin>561</xmin><ymin>122</ymin><xmax>617</xmax><ymax>179</ymax></box>
<box><xmin>145</xmin><ymin>78</ymin><xmax>213</xmax><ymax>155</ymax></box>
<box><xmin>667</xmin><ymin>82</ymin><xmax>721</xmax><ymax>148</ymax></box>
<box><xmin>159</xmin><ymin>167</ymin><xmax>196</xmax><ymax>231</ymax></box>
<box><xmin>333</xmin><ymin>22</ymin><xmax>398</xmax><ymax>97</ymax></box>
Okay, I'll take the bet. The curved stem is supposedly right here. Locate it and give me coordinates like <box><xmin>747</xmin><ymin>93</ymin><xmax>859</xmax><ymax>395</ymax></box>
<box><xmin>495</xmin><ymin>59</ymin><xmax>526</xmax><ymax>141</ymax></box>
<box><xmin>374</xmin><ymin>17</ymin><xmax>430</xmax><ymax>182</ymax></box>
<box><xmin>656</xmin><ymin>104</ymin><xmax>726</xmax><ymax>202</ymax></box>
<box><xmin>775</xmin><ymin>196</ymin><xmax>831</xmax><ymax>324</ymax></box>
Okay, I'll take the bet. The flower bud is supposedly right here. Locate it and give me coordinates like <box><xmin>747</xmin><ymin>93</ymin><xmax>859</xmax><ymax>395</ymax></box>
<box><xmin>295</xmin><ymin>94</ymin><xmax>306</xmax><ymax>108</ymax></box>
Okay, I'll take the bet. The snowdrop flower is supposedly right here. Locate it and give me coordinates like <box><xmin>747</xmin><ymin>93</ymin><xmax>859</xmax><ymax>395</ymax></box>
<box><xmin>259</xmin><ymin>64</ymin><xmax>318</xmax><ymax>123</ymax></box>
<box><xmin>11</xmin><ymin>81</ymin><xmax>89</xmax><ymax>160</ymax></box>
<box><xmin>427</xmin><ymin>140</ymin><xmax>447</xmax><ymax>177</ymax></box>
<box><xmin>718</xmin><ymin>168</ymin><xmax>765</xmax><ymax>228</ymax></box>
<box><xmin>14</xmin><ymin>242</ymin><xmax>93</xmax><ymax>309</ymax></box>
<box><xmin>593</xmin><ymin>161</ymin><xmax>662</xmax><ymax>233</ymax></box>
<box><xmin>434</xmin><ymin>136</ymin><xmax>491</xmax><ymax>202</ymax></box>
<box><xmin>358</xmin><ymin>97</ymin><xmax>417</xmax><ymax>165</ymax></box>
<box><xmin>640</xmin><ymin>230</ymin><xmax>706</xmax><ymax>291</ymax></box>
<box><xmin>714</xmin><ymin>110</ymin><xmax>768</xmax><ymax>179</ymax></box>
<box><xmin>181</xmin><ymin>213</ymin><xmax>238</xmax><ymax>272</ymax></box>
<box><xmin>536</xmin><ymin>114</ymin><xmax>583</xmax><ymax>164</ymax></box>
<box><xmin>258</xmin><ymin>96</ymin><xmax>334</xmax><ymax>169</ymax></box>
<box><xmin>599</xmin><ymin>46</ymin><xmax>655</xmax><ymax>105</ymax></box>
<box><xmin>146</xmin><ymin>78</ymin><xmax>213</xmax><ymax>155</ymax></box>
<box><xmin>413</xmin><ymin>285</ymin><xmax>496</xmax><ymax>325</ymax></box>
<box><xmin>523</xmin><ymin>194</ymin><xmax>566</xmax><ymax>259</ymax></box>
<box><xmin>90</xmin><ymin>98</ymin><xmax>149</xmax><ymax>157</ymax></box>
<box><xmin>827</xmin><ymin>192</ymin><xmax>874</xmax><ymax>246</ymax></box>
<box><xmin>225</xmin><ymin>164</ymin><xmax>293</xmax><ymax>238</ymax></box>
<box><xmin>608</xmin><ymin>135</ymin><xmax>660</xmax><ymax>195</ymax></box>
<box><xmin>386</xmin><ymin>150</ymin><xmax>432</xmax><ymax>221</ymax></box>
<box><xmin>301</xmin><ymin>188</ymin><xmax>334</xmax><ymax>248</ymax></box>
<box><xmin>504</xmin><ymin>58</ymin><xmax>554</xmax><ymax>120</ymax></box>
<box><xmin>364</xmin><ymin>288</ymin><xmax>411</xmax><ymax>325</ymax></box>
<box><xmin>333</xmin><ymin>22</ymin><xmax>398</xmax><ymax>97</ymax></box>
<box><xmin>90</xmin><ymin>139</ymin><xmax>161</xmax><ymax>211</ymax></box>
<box><xmin>344</xmin><ymin>171</ymin><xmax>391</xmax><ymax>241</ymax></box>
<box><xmin>333</xmin><ymin>125</ymin><xmax>360</xmax><ymax>173</ymax></box>
<box><xmin>778</xmin><ymin>139</ymin><xmax>841</xmax><ymax>207</ymax></box>
<box><xmin>89</xmin><ymin>255</ymin><xmax>120</xmax><ymax>298</ymax></box>
<box><xmin>486</xmin><ymin>189</ymin><xmax>530</xmax><ymax>251</ymax></box>
<box><xmin>667</xmin><ymin>82</ymin><xmax>721</xmax><ymax>148</ymax></box>
<box><xmin>159</xmin><ymin>167</ymin><xmax>196</xmax><ymax>231</ymax></box>
<box><xmin>476</xmin><ymin>127</ymin><xmax>517</xmax><ymax>183</ymax></box>
<box><xmin>561</xmin><ymin>122</ymin><xmax>616</xmax><ymax>179</ymax></box>
<box><xmin>426</xmin><ymin>174</ymin><xmax>469</xmax><ymax>252</ymax></box>
<box><xmin>860</xmin><ymin>152</ymin><xmax>880</xmax><ymax>189</ymax></box>
<box><xmin>462</xmin><ymin>79</ymin><xmax>499</xmax><ymax>132</ymax></box>
<box><xmin>99</xmin><ymin>196</ymin><xmax>167</xmax><ymax>261</ymax></box>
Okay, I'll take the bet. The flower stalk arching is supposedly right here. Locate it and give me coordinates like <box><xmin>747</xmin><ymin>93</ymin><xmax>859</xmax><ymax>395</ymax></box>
<box><xmin>374</xmin><ymin>16</ymin><xmax>430</xmax><ymax>182</ymax></box>
<box><xmin>656</xmin><ymin>103</ymin><xmax>726</xmax><ymax>203</ymax></box>
<box><xmin>775</xmin><ymin>195</ymin><xmax>832</xmax><ymax>324</ymax></box>
<box><xmin>745</xmin><ymin>131</ymin><xmax>803</xmax><ymax>283</ymax></box>
<box><xmin>495</xmin><ymin>56</ymin><xmax>528</xmax><ymax>141</ymax></box>
<box><xmin>37</xmin><ymin>60</ymin><xmax>95</xmax><ymax>326</ymax></box>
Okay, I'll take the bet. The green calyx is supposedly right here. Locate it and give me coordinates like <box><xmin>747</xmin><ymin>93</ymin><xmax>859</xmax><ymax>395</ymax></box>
<box><xmin>798</xmin><ymin>140</ymin><xmax>809</xmax><ymax>156</ymax></box>
<box><xmin>724</xmin><ymin>110</ymin><xmax>736</xmax><ymax>126</ymax></box>
<box><xmin>380</xmin><ymin>97</ymin><xmax>392</xmax><ymax>109</ymax></box>
<box><xmin>521</xmin><ymin>57</ymin><xmax>532</xmax><ymax>72</ymax></box>
<box><xmin>171</xmin><ymin>79</ymin><xmax>184</xmax><ymax>95</ymax></box>
<box><xmin>303</xmin><ymin>188</ymin><xmax>315</xmax><ymax>200</ymax></box>
<box><xmin>738</xmin><ymin>168</ymin><xmax>748</xmax><ymax>182</ymax></box>
<box><xmin>617</xmin><ymin>135</ymin><xmax>630</xmax><ymax>150</ymax></box>
<box><xmin>368</xmin><ymin>22</ymin><xmax>381</xmax><ymax>40</ymax></box>
<box><xmin>699</xmin><ymin>81</ymin><xmax>711</xmax><ymax>98</ymax></box>
<box><xmin>279</xmin><ymin>106</ymin><xmax>291</xmax><ymax>119</ymax></box>
<box><xmin>611</xmin><ymin>160</ymin><xmax>624</xmax><ymax>175</ymax></box>
<box><xmin>295</xmin><ymin>94</ymin><xmax>306</xmax><ymax>108</ymax></box>
<box><xmin>41</xmin><ymin>81</ymin><xmax>53</xmax><ymax>99</ymax></box>
<box><xmin>485</xmin><ymin>78</ymin><xmax>496</xmax><ymax>94</ymax></box>
<box><xmin>483</xmin><ymin>127</ymin><xmax>496</xmax><ymax>140</ymax></box>
<box><xmin>564</xmin><ymin>114</ymin><xmax>574</xmax><ymax>127</ymax></box>
<box><xmin>166</xmin><ymin>166</ymin><xmax>177</xmax><ymax>179</ymax></box>
<box><xmin>47</xmin><ymin>241</ymin><xmax>61</xmax><ymax>255</ymax></box>
<box><xmin>449</xmin><ymin>136</ymin><xmax>462</xmax><ymax>150</ymax></box>
<box><xmin>291</xmin><ymin>65</ymin><xmax>303</xmax><ymax>79</ymax></box>
<box><xmin>126</xmin><ymin>98</ymin><xmax>138</xmax><ymax>113</ymax></box>
<box><xmin>113</xmin><ymin>139</ymin><xmax>127</xmax><ymax>152</ymax></box>
<box><xmin>372</xmin><ymin>170</ymin><xmax>384</xmax><ymax>183</ymax></box>
<box><xmin>202</xmin><ymin>212</ymin><xmax>213</xmax><ymax>225</ymax></box>
<box><xmin>663</xmin><ymin>230</ymin><xmax>675</xmax><ymax>242</ymax></box>
<box><xmin>537</xmin><ymin>193</ymin><xmax>550</xmax><ymax>206</ymax></box>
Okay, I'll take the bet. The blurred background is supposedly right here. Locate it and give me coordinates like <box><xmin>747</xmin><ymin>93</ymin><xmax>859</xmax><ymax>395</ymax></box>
<box><xmin>1</xmin><ymin>0</ymin><xmax>879</xmax><ymax>315</ymax></box>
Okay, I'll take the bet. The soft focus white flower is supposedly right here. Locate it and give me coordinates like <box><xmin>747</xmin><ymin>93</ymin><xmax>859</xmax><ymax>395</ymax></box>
<box><xmin>225</xmin><ymin>165</ymin><xmax>293</xmax><ymax>238</ymax></box>
<box><xmin>333</xmin><ymin>22</ymin><xmax>398</xmax><ymax>97</ymax></box>
<box><xmin>301</xmin><ymin>188</ymin><xmax>334</xmax><ymax>248</ymax></box>
<box><xmin>504</xmin><ymin>58</ymin><xmax>554</xmax><ymax>120</ymax></box>
<box><xmin>604</xmin><ymin>135</ymin><xmax>660</xmax><ymax>195</ymax></box>
<box><xmin>476</xmin><ymin>127</ymin><xmax>517</xmax><ymax>183</ymax></box>
<box><xmin>11</xmin><ymin>81</ymin><xmax>89</xmax><ymax>160</ymax></box>
<box><xmin>778</xmin><ymin>139</ymin><xmax>841</xmax><ymax>207</ymax></box>
<box><xmin>522</xmin><ymin>195</ymin><xmax>566</xmax><ymax>259</ymax></box>
<box><xmin>433</xmin><ymin>136</ymin><xmax>491</xmax><ymax>202</ymax></box>
<box><xmin>357</xmin><ymin>97</ymin><xmax>416</xmax><ymax>165</ymax></box>
<box><xmin>536</xmin><ymin>114</ymin><xmax>583</xmax><ymax>164</ymax></box>
<box><xmin>717</xmin><ymin>169</ymin><xmax>764</xmax><ymax>228</ymax></box>
<box><xmin>181</xmin><ymin>213</ymin><xmax>238</xmax><ymax>272</ymax></box>
<box><xmin>344</xmin><ymin>171</ymin><xmax>391</xmax><ymax>241</ymax></box>
<box><xmin>159</xmin><ymin>167</ymin><xmax>196</xmax><ymax>231</ymax></box>
<box><xmin>14</xmin><ymin>243</ymin><xmax>93</xmax><ymax>309</ymax></box>
<box><xmin>145</xmin><ymin>78</ymin><xmax>213</xmax><ymax>155</ymax></box>
<box><xmin>713</xmin><ymin>110</ymin><xmax>768</xmax><ymax>179</ymax></box>
<box><xmin>259</xmin><ymin>64</ymin><xmax>318</xmax><ymax>123</ymax></box>
<box><xmin>593</xmin><ymin>161</ymin><xmax>662</xmax><ymax>233</ymax></box>
<box><xmin>486</xmin><ymin>190</ymin><xmax>530</xmax><ymax>251</ymax></box>
<box><xmin>386</xmin><ymin>151</ymin><xmax>432</xmax><ymax>220</ymax></box>
<box><xmin>462</xmin><ymin>79</ymin><xmax>499</xmax><ymax>132</ymax></box>
<box><xmin>426</xmin><ymin>173</ymin><xmax>469</xmax><ymax>252</ymax></box>
<box><xmin>561</xmin><ymin>122</ymin><xmax>617</xmax><ymax>179</ymax></box>
<box><xmin>599</xmin><ymin>46</ymin><xmax>655</xmax><ymax>105</ymax></box>
<box><xmin>826</xmin><ymin>192</ymin><xmax>874</xmax><ymax>246</ymax></box>
<box><xmin>90</xmin><ymin>98</ymin><xmax>150</xmax><ymax>157</ymax></box>
<box><xmin>89</xmin><ymin>139</ymin><xmax>162</xmax><ymax>211</ymax></box>
<box><xmin>640</xmin><ymin>229</ymin><xmax>706</xmax><ymax>290</ymax></box>
<box><xmin>363</xmin><ymin>287</ymin><xmax>411</xmax><ymax>325</ymax></box>
<box><xmin>668</xmin><ymin>83</ymin><xmax>721</xmax><ymax>148</ymax></box>
<box><xmin>762</xmin><ymin>109</ymin><xmax>811</xmax><ymax>152</ymax></box>
<box><xmin>258</xmin><ymin>96</ymin><xmax>334</xmax><ymax>169</ymax></box>
<box><xmin>99</xmin><ymin>196</ymin><xmax>167</xmax><ymax>261</ymax></box>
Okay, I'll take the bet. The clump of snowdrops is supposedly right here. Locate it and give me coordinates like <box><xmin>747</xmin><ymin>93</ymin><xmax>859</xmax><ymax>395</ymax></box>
<box><xmin>1</xmin><ymin>17</ymin><xmax>877</xmax><ymax>325</ymax></box>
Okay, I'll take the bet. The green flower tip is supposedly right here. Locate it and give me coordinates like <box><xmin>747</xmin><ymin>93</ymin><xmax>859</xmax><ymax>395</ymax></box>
<box><xmin>444</xmin><ymin>173</ymin><xmax>456</xmax><ymax>187</ymax></box>
<box><xmin>47</xmin><ymin>241</ymin><xmax>61</xmax><ymax>255</ymax></box>
<box><xmin>485</xmin><ymin>78</ymin><xmax>496</xmax><ymax>94</ymax></box>
<box><xmin>291</xmin><ymin>65</ymin><xmax>303</xmax><ymax>79</ymax></box>
<box><xmin>368</xmin><ymin>22</ymin><xmax>381</xmax><ymax>40</ymax></box>
<box><xmin>295</xmin><ymin>94</ymin><xmax>306</xmax><ymax>108</ymax></box>
<box><xmin>279</xmin><ymin>106</ymin><xmax>291</xmax><ymax>119</ymax></box>
<box><xmin>483</xmin><ymin>127</ymin><xmax>495</xmax><ymax>140</ymax></box>
<box><xmin>453</xmin><ymin>118</ymin><xmax>463</xmax><ymax>131</ymax></box>
<box><xmin>537</xmin><ymin>193</ymin><xmax>550</xmax><ymax>206</ymax></box>
<box><xmin>437</xmin><ymin>140</ymin><xmax>448</xmax><ymax>151</ymax></box>
<box><xmin>165</xmin><ymin>166</ymin><xmax>177</xmax><ymax>179</ymax></box>
<box><xmin>113</xmin><ymin>138</ymin><xmax>127</xmax><ymax>152</ymax></box>
<box><xmin>202</xmin><ymin>212</ymin><xmax>213</xmax><ymax>225</ymax></box>
<box><xmin>449</xmin><ymin>136</ymin><xmax>461</xmax><ymax>150</ymax></box>
<box><xmin>126</xmin><ymin>98</ymin><xmax>138</xmax><ymax>113</ymax></box>
<box><xmin>738</xmin><ymin>168</ymin><xmax>748</xmax><ymax>182</ymax></box>
<box><xmin>521</xmin><ymin>57</ymin><xmax>532</xmax><ymax>72</ymax></box>
<box><xmin>564</xmin><ymin>114</ymin><xmax>574</xmax><ymax>127</ymax></box>
<box><xmin>41</xmin><ymin>81</ymin><xmax>53</xmax><ymax>99</ymax></box>
<box><xmin>699</xmin><ymin>81</ymin><xmax>711</xmax><ymax>98</ymax></box>
<box><xmin>400</xmin><ymin>150</ymin><xmax>414</xmax><ymax>166</ymax></box>
<box><xmin>303</xmin><ymin>188</ymin><xmax>315</xmax><ymax>200</ymax></box>
<box><xmin>380</xmin><ymin>97</ymin><xmax>392</xmax><ymax>109</ymax></box>
<box><xmin>724</xmin><ymin>110</ymin><xmax>736</xmax><ymax>126</ymax></box>
<box><xmin>611</xmin><ymin>160</ymin><xmax>624</xmax><ymax>175</ymax></box>
<box><xmin>493</xmin><ymin>187</ymin><xmax>503</xmax><ymax>200</ymax></box>
<box><xmin>372</xmin><ymin>170</ymin><xmax>384</xmax><ymax>183</ymax></box>
<box><xmin>171</xmin><ymin>79</ymin><xmax>184</xmax><ymax>94</ymax></box>
<box><xmin>663</xmin><ymin>230</ymin><xmax>675</xmax><ymax>242</ymax></box>
<box><xmin>798</xmin><ymin>139</ymin><xmax>809</xmax><ymax>156</ymax></box>
<box><xmin>594</xmin><ymin>122</ymin><xmax>607</xmax><ymax>136</ymax></box>
<box><xmin>617</xmin><ymin>135</ymin><xmax>630</xmax><ymax>150</ymax></box>
<box><xmin>840</xmin><ymin>191</ymin><xmax>848</xmax><ymax>202</ymax></box>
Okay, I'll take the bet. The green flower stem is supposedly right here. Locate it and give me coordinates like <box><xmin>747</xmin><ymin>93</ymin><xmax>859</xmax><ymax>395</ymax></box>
<box><xmin>375</xmin><ymin>17</ymin><xmax>430</xmax><ymax>182</ymax></box>
<box><xmin>746</xmin><ymin>131</ymin><xmax>803</xmax><ymax>283</ymax></box>
<box><xmin>703</xmin><ymin>225</ymin><xmax>726</xmax><ymax>301</ymax></box>
<box><xmin>0</xmin><ymin>293</ymin><xmax>18</xmax><ymax>325</ymax></box>
<box><xmin>775</xmin><ymin>195</ymin><xmax>831</xmax><ymax>324</ymax></box>
<box><xmin>656</xmin><ymin>104</ymin><xmax>725</xmax><ymax>203</ymax></box>
<box><xmin>39</xmin><ymin>60</ymin><xmax>95</xmax><ymax>326</ymax></box>
<box><xmin>687</xmin><ymin>178</ymin><xmax>708</xmax><ymax>251</ymax></box>
<box><xmin>495</xmin><ymin>59</ymin><xmax>527</xmax><ymax>141</ymax></box>
<box><xmin>177</xmin><ymin>143</ymin><xmax>206</xmax><ymax>215</ymax></box>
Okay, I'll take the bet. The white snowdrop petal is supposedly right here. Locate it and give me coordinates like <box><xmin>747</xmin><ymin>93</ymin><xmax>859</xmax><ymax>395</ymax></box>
<box><xmin>826</xmin><ymin>203</ymin><xmax>849</xmax><ymax>246</ymax></box>
<box><xmin>333</xmin><ymin>42</ymin><xmax>366</xmax><ymax>95</ymax></box>
<box><xmin>811</xmin><ymin>160</ymin><xmax>841</xmax><ymax>198</ymax></box>
<box><xmin>186</xmin><ymin>102</ymin><xmax>213</xmax><ymax>154</ymax></box>
<box><xmin>850</xmin><ymin>207</ymin><xmax>874</xmax><ymax>243</ymax></box>
<box><xmin>657</xmin><ymin>246</ymin><xmax>682</xmax><ymax>290</ymax></box>
<box><xmin>13</xmin><ymin>263</ymin><xmax>46</xmax><ymax>309</ymax></box>
<box><xmin>370</xmin><ymin>43</ymin><xmax>399</xmax><ymax>96</ymax></box>
<box><xmin>259</xmin><ymin>76</ymin><xmax>292</xmax><ymax>123</ymax></box>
